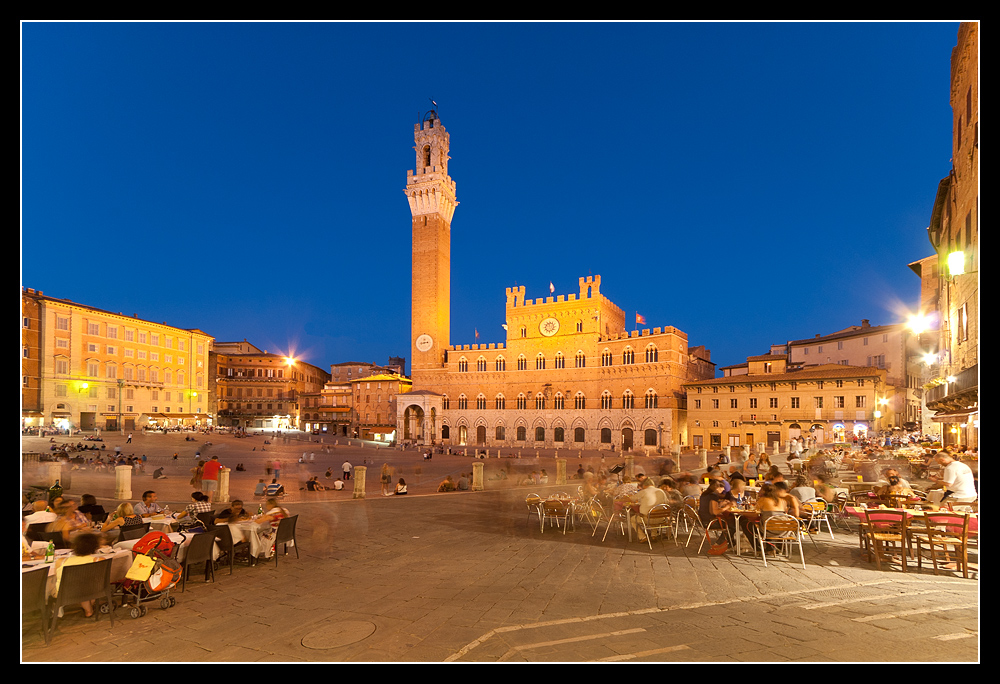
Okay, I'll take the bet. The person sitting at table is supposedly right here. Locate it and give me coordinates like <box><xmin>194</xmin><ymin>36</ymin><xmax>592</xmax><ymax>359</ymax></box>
<box><xmin>23</xmin><ymin>500</ymin><xmax>58</xmax><ymax>526</ymax></box>
<box><xmin>100</xmin><ymin>502</ymin><xmax>144</xmax><ymax>536</ymax></box>
<box><xmin>613</xmin><ymin>475</ymin><xmax>639</xmax><ymax>498</ymax></box>
<box><xmin>756</xmin><ymin>483</ymin><xmax>792</xmax><ymax>552</ymax></box>
<box><xmin>814</xmin><ymin>475</ymin><xmax>837</xmax><ymax>505</ymax></box>
<box><xmin>730</xmin><ymin>478</ymin><xmax>752</xmax><ymax>508</ymax></box>
<box><xmin>214</xmin><ymin>499</ymin><xmax>251</xmax><ymax>524</ymax></box>
<box><xmin>658</xmin><ymin>478</ymin><xmax>684</xmax><ymax>505</ymax></box>
<box><xmin>582</xmin><ymin>472</ymin><xmax>599</xmax><ymax>500</ymax></box>
<box><xmin>394</xmin><ymin>478</ymin><xmax>408</xmax><ymax>495</ymax></box>
<box><xmin>880</xmin><ymin>467</ymin><xmax>912</xmax><ymax>490</ymax></box>
<box><xmin>133</xmin><ymin>490</ymin><xmax>163</xmax><ymax>516</ymax></box>
<box><xmin>633</xmin><ymin>478</ymin><xmax>668</xmax><ymax>542</ymax></box>
<box><xmin>47</xmin><ymin>498</ymin><xmax>89</xmax><ymax>545</ymax></box>
<box><xmin>174</xmin><ymin>491</ymin><xmax>212</xmax><ymax>529</ymax></box>
<box><xmin>877</xmin><ymin>474</ymin><xmax>915</xmax><ymax>499</ymax></box>
<box><xmin>437</xmin><ymin>475</ymin><xmax>456</xmax><ymax>492</ymax></box>
<box><xmin>789</xmin><ymin>475</ymin><xmax>816</xmax><ymax>503</ymax></box>
<box><xmin>77</xmin><ymin>494</ymin><xmax>106</xmax><ymax>523</ymax></box>
<box><xmin>772</xmin><ymin>481</ymin><xmax>801</xmax><ymax>519</ymax></box>
<box><xmin>54</xmin><ymin>533</ymin><xmax>103</xmax><ymax>616</ymax></box>
<box><xmin>698</xmin><ymin>479</ymin><xmax>733</xmax><ymax>547</ymax></box>
<box><xmin>728</xmin><ymin>466</ymin><xmax>746</xmax><ymax>484</ymax></box>
<box><xmin>763</xmin><ymin>465</ymin><xmax>783</xmax><ymax>484</ymax></box>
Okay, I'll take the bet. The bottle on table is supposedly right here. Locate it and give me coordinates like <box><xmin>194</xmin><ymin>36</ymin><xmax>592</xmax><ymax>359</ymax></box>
<box><xmin>45</xmin><ymin>541</ymin><xmax>55</xmax><ymax>564</ymax></box>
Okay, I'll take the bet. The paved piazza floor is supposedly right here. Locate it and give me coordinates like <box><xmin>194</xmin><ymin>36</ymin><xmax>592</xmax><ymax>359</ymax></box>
<box><xmin>21</xmin><ymin>431</ymin><xmax>979</xmax><ymax>663</ymax></box>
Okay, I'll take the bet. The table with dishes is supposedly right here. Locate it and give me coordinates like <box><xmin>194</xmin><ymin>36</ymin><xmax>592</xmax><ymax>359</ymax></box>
<box><xmin>22</xmin><ymin>545</ymin><xmax>133</xmax><ymax>598</ymax></box>
<box><xmin>113</xmin><ymin>531</ymin><xmax>220</xmax><ymax>563</ymax></box>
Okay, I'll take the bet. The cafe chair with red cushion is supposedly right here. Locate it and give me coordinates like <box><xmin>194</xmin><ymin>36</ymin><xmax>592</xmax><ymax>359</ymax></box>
<box><xmin>863</xmin><ymin>509</ymin><xmax>910</xmax><ymax>572</ymax></box>
<box><xmin>909</xmin><ymin>511</ymin><xmax>971</xmax><ymax>579</ymax></box>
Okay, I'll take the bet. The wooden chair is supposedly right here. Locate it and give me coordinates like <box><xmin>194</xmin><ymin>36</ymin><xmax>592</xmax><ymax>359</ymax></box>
<box><xmin>863</xmin><ymin>509</ymin><xmax>910</xmax><ymax>572</ymax></box>
<box><xmin>800</xmin><ymin>500</ymin><xmax>835</xmax><ymax>542</ymax></box>
<box><xmin>50</xmin><ymin>558</ymin><xmax>116</xmax><ymax>637</ymax></box>
<box><xmin>909</xmin><ymin>512</ymin><xmax>971</xmax><ymax>578</ymax></box>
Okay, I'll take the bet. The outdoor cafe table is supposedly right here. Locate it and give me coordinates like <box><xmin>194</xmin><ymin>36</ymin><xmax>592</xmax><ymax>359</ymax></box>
<box><xmin>114</xmin><ymin>531</ymin><xmax>220</xmax><ymax>563</ymax></box>
<box><xmin>228</xmin><ymin>519</ymin><xmax>298</xmax><ymax>559</ymax></box>
<box><xmin>22</xmin><ymin>546</ymin><xmax>133</xmax><ymax>598</ymax></box>
<box><xmin>730</xmin><ymin>509</ymin><xmax>760</xmax><ymax>556</ymax></box>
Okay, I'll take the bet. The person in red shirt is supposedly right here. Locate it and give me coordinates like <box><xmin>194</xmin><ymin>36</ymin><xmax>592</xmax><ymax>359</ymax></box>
<box><xmin>201</xmin><ymin>455</ymin><xmax>224</xmax><ymax>503</ymax></box>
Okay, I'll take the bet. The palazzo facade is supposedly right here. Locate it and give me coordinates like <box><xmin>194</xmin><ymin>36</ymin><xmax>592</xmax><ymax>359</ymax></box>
<box><xmin>396</xmin><ymin>111</ymin><xmax>715</xmax><ymax>450</ymax></box>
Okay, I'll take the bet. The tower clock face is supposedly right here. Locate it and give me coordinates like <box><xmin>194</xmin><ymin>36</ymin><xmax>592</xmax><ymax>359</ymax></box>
<box><xmin>539</xmin><ymin>317</ymin><xmax>560</xmax><ymax>337</ymax></box>
<box><xmin>415</xmin><ymin>334</ymin><xmax>434</xmax><ymax>352</ymax></box>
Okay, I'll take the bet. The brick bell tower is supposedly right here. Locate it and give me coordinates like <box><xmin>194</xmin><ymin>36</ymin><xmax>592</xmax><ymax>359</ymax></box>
<box><xmin>405</xmin><ymin>110</ymin><xmax>457</xmax><ymax>379</ymax></box>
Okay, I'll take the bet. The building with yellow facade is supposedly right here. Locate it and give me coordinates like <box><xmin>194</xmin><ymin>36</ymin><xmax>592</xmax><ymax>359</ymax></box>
<box><xmin>396</xmin><ymin>111</ymin><xmax>715</xmax><ymax>450</ymax></box>
<box><xmin>22</xmin><ymin>287</ymin><xmax>214</xmax><ymax>432</ymax></box>
<box><xmin>684</xmin><ymin>353</ymin><xmax>890</xmax><ymax>451</ymax></box>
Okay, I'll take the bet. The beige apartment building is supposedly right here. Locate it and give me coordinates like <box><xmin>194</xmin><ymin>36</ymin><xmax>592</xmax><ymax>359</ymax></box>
<box><xmin>352</xmin><ymin>373</ymin><xmax>412</xmax><ymax>441</ymax></box>
<box><xmin>22</xmin><ymin>287</ymin><xmax>213</xmax><ymax>432</ymax></box>
<box><xmin>778</xmin><ymin>319</ymin><xmax>923</xmax><ymax>430</ymax></box>
<box><xmin>212</xmin><ymin>340</ymin><xmax>329</xmax><ymax>431</ymax></box>
<box><xmin>685</xmin><ymin>354</ymin><xmax>890</xmax><ymax>451</ymax></box>
<box><xmin>396</xmin><ymin>111</ymin><xmax>715</xmax><ymax>450</ymax></box>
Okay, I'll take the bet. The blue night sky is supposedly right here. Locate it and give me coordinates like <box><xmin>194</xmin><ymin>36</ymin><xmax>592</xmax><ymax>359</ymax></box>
<box><xmin>21</xmin><ymin>21</ymin><xmax>960</xmax><ymax>376</ymax></box>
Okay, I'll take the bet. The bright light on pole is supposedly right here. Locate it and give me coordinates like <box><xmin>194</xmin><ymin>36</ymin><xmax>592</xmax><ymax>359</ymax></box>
<box><xmin>947</xmin><ymin>251</ymin><xmax>966</xmax><ymax>276</ymax></box>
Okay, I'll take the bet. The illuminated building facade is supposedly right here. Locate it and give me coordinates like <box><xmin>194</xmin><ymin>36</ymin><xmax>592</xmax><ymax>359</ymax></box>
<box><xmin>396</xmin><ymin>111</ymin><xmax>715</xmax><ymax>450</ymax></box>
<box><xmin>21</xmin><ymin>287</ymin><xmax>213</xmax><ymax>432</ymax></box>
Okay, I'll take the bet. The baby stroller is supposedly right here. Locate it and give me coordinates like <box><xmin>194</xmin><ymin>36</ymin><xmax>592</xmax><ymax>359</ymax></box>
<box><xmin>114</xmin><ymin>530</ymin><xmax>182</xmax><ymax>618</ymax></box>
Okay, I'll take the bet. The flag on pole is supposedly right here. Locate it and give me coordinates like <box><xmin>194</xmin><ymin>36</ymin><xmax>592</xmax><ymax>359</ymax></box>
<box><xmin>475</xmin><ymin>328</ymin><xmax>479</xmax><ymax>340</ymax></box>
<box><xmin>636</xmin><ymin>312</ymin><xmax>646</xmax><ymax>326</ymax></box>
<box><xmin>549</xmin><ymin>282</ymin><xmax>555</xmax><ymax>294</ymax></box>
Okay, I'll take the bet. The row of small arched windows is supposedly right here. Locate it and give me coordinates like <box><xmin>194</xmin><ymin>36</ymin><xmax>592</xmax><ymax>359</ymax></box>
<box><xmin>441</xmin><ymin>389</ymin><xmax>658</xmax><ymax>411</ymax></box>
<box><xmin>458</xmin><ymin>345</ymin><xmax>659</xmax><ymax>371</ymax></box>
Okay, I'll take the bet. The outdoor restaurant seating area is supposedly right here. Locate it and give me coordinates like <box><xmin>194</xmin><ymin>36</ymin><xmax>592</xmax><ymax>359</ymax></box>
<box><xmin>521</xmin><ymin>445</ymin><xmax>978</xmax><ymax>579</ymax></box>
<box><xmin>22</xmin><ymin>499</ymin><xmax>300</xmax><ymax>646</ymax></box>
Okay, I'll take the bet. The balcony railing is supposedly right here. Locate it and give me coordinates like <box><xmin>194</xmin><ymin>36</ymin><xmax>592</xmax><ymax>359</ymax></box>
<box><xmin>925</xmin><ymin>364</ymin><xmax>978</xmax><ymax>406</ymax></box>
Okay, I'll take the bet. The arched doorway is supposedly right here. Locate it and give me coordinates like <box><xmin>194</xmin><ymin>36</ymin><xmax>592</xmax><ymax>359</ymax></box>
<box><xmin>622</xmin><ymin>427</ymin><xmax>633</xmax><ymax>451</ymax></box>
<box><xmin>476</xmin><ymin>425</ymin><xmax>486</xmax><ymax>445</ymax></box>
<box><xmin>458</xmin><ymin>425</ymin><xmax>468</xmax><ymax>446</ymax></box>
<box><xmin>403</xmin><ymin>405</ymin><xmax>425</xmax><ymax>442</ymax></box>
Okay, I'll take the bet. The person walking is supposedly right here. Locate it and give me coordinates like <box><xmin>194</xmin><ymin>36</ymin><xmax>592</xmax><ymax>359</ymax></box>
<box><xmin>342</xmin><ymin>460</ymin><xmax>353</xmax><ymax>481</ymax></box>
<box><xmin>126</xmin><ymin>433</ymin><xmax>132</xmax><ymax>444</ymax></box>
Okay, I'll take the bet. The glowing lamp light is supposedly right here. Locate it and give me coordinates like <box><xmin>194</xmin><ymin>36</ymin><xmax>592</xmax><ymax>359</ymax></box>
<box><xmin>922</xmin><ymin>352</ymin><xmax>938</xmax><ymax>365</ymax></box>
<box><xmin>907</xmin><ymin>312</ymin><xmax>929</xmax><ymax>335</ymax></box>
<box><xmin>947</xmin><ymin>251</ymin><xmax>966</xmax><ymax>276</ymax></box>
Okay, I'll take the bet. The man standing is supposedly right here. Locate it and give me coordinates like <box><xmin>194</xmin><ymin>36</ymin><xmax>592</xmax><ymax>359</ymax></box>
<box><xmin>201</xmin><ymin>455</ymin><xmax>223</xmax><ymax>503</ymax></box>
<box><xmin>273</xmin><ymin>459</ymin><xmax>282</xmax><ymax>481</ymax></box>
<box><xmin>126</xmin><ymin>432</ymin><xmax>133</xmax><ymax>444</ymax></box>
<box><xmin>342</xmin><ymin>460</ymin><xmax>353</xmax><ymax>481</ymax></box>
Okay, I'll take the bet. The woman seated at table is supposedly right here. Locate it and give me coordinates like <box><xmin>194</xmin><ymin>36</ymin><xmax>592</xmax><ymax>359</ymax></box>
<box><xmin>698</xmin><ymin>479</ymin><xmax>733</xmax><ymax>545</ymax></box>
<box><xmin>214</xmin><ymin>499</ymin><xmax>251</xmax><ymax>524</ymax></box>
<box><xmin>730</xmin><ymin>478</ymin><xmax>752</xmax><ymax>508</ymax></box>
<box><xmin>254</xmin><ymin>498</ymin><xmax>291</xmax><ymax>557</ymax></box>
<box><xmin>54</xmin><ymin>532</ymin><xmax>103</xmax><ymax>615</ymax></box>
<box><xmin>100</xmin><ymin>502</ymin><xmax>144</xmax><ymax>536</ymax></box>
<box><xmin>814</xmin><ymin>475</ymin><xmax>837</xmax><ymax>504</ymax></box>
<box><xmin>789</xmin><ymin>475</ymin><xmax>816</xmax><ymax>503</ymax></box>
<box><xmin>755</xmin><ymin>483</ymin><xmax>790</xmax><ymax>530</ymax></box>
<box><xmin>174</xmin><ymin>491</ymin><xmax>212</xmax><ymax>529</ymax></box>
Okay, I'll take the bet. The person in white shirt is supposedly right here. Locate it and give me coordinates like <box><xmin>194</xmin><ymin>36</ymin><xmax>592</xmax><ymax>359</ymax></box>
<box><xmin>632</xmin><ymin>478</ymin><xmax>668</xmax><ymax>542</ymax></box>
<box><xmin>935</xmin><ymin>452</ymin><xmax>977</xmax><ymax>502</ymax></box>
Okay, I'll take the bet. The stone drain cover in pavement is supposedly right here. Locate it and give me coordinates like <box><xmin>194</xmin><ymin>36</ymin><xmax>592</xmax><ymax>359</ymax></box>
<box><xmin>301</xmin><ymin>620</ymin><xmax>377</xmax><ymax>650</ymax></box>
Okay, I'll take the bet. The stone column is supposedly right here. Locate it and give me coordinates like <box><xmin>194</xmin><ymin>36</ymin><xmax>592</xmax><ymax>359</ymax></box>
<box><xmin>353</xmin><ymin>466</ymin><xmax>367</xmax><ymax>499</ymax></box>
<box><xmin>114</xmin><ymin>465</ymin><xmax>133</xmax><ymax>500</ymax></box>
<box><xmin>472</xmin><ymin>462</ymin><xmax>484</xmax><ymax>491</ymax></box>
<box><xmin>698</xmin><ymin>449</ymin><xmax>708</xmax><ymax>469</ymax></box>
<box><xmin>218</xmin><ymin>467</ymin><xmax>231</xmax><ymax>504</ymax></box>
<box><xmin>723</xmin><ymin>446</ymin><xmax>731</xmax><ymax>460</ymax></box>
<box><xmin>45</xmin><ymin>462</ymin><xmax>62</xmax><ymax>487</ymax></box>
<box><xmin>555</xmin><ymin>459</ymin><xmax>567</xmax><ymax>485</ymax></box>
<box><xmin>625</xmin><ymin>454</ymin><xmax>635</xmax><ymax>479</ymax></box>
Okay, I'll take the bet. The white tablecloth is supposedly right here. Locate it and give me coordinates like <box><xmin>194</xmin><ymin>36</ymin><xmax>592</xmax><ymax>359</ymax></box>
<box><xmin>114</xmin><ymin>531</ymin><xmax>219</xmax><ymax>563</ymax></box>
